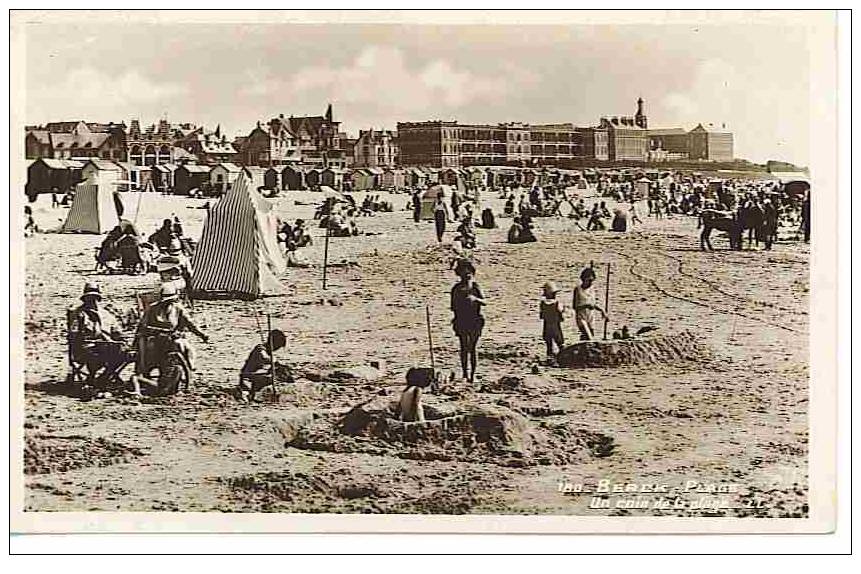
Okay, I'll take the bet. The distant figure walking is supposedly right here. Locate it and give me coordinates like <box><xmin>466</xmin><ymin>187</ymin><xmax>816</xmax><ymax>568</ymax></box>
<box><xmin>412</xmin><ymin>189</ymin><xmax>422</xmax><ymax>223</ymax></box>
<box><xmin>450</xmin><ymin>259</ymin><xmax>487</xmax><ymax>383</ymax></box>
<box><xmin>434</xmin><ymin>193</ymin><xmax>448</xmax><ymax>243</ymax></box>
<box><xmin>630</xmin><ymin>201</ymin><xmax>643</xmax><ymax>226</ymax></box>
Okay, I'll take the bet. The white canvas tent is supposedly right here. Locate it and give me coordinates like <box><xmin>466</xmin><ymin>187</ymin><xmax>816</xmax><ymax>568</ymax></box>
<box><xmin>60</xmin><ymin>183</ymin><xmax>120</xmax><ymax>234</ymax></box>
<box><xmin>191</xmin><ymin>174</ymin><xmax>286</xmax><ymax>298</ymax></box>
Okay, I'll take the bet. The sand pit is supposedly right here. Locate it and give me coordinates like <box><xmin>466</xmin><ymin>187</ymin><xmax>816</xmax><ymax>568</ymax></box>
<box><xmin>285</xmin><ymin>393</ymin><xmax>614</xmax><ymax>467</ymax></box>
<box><xmin>556</xmin><ymin>330</ymin><xmax>710</xmax><ymax>368</ymax></box>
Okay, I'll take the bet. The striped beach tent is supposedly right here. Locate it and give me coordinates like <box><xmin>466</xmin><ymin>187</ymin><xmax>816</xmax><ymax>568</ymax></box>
<box><xmin>191</xmin><ymin>173</ymin><xmax>286</xmax><ymax>298</ymax></box>
<box><xmin>60</xmin><ymin>183</ymin><xmax>120</xmax><ymax>234</ymax></box>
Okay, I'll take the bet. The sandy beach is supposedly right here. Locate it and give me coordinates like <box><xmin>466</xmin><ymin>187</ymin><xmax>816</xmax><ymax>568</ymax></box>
<box><xmin>22</xmin><ymin>187</ymin><xmax>809</xmax><ymax>517</ymax></box>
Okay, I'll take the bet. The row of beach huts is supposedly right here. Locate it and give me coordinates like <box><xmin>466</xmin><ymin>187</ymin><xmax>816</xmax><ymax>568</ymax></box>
<box><xmin>25</xmin><ymin>157</ymin><xmax>593</xmax><ymax>201</ymax></box>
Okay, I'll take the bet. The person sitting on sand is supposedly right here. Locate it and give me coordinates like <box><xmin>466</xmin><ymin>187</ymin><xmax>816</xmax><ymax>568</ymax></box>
<box><xmin>172</xmin><ymin>216</ymin><xmax>184</xmax><ymax>238</ymax></box>
<box><xmin>573</xmin><ymin>267</ymin><xmax>608</xmax><ymax>341</ymax></box>
<box><xmin>480</xmin><ymin>207</ymin><xmax>496</xmax><ymax>229</ymax></box>
<box><xmin>455</xmin><ymin>216</ymin><xmax>477</xmax><ymax>250</ymax></box>
<box><xmin>24</xmin><ymin>207</ymin><xmax>39</xmax><ymax>237</ymax></box>
<box><xmin>238</xmin><ymin>329</ymin><xmax>293</xmax><ymax>403</ymax></box>
<box><xmin>148</xmin><ymin>219</ymin><xmax>175</xmax><ymax>252</ymax></box>
<box><xmin>539</xmin><ymin>281</ymin><xmax>565</xmax><ymax>362</ymax></box>
<box><xmin>586</xmin><ymin>204</ymin><xmax>605</xmax><ymax>231</ymax></box>
<box><xmin>135</xmin><ymin>283</ymin><xmax>208</xmax><ymax>379</ymax></box>
<box><xmin>599</xmin><ymin>201</ymin><xmax>611</xmax><ymax>219</ymax></box>
<box><xmin>277</xmin><ymin>220</ymin><xmax>294</xmax><ymax>247</ymax></box>
<box><xmin>294</xmin><ymin>219</ymin><xmax>312</xmax><ymax>248</ymax></box>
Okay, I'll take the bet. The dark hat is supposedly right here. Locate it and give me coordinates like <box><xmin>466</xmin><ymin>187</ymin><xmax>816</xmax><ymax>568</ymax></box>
<box><xmin>454</xmin><ymin>258</ymin><xmax>476</xmax><ymax>278</ymax></box>
<box><xmin>268</xmin><ymin>329</ymin><xmax>287</xmax><ymax>349</ymax></box>
<box><xmin>81</xmin><ymin>282</ymin><xmax>102</xmax><ymax>301</ymax></box>
<box><xmin>580</xmin><ymin>267</ymin><xmax>597</xmax><ymax>281</ymax></box>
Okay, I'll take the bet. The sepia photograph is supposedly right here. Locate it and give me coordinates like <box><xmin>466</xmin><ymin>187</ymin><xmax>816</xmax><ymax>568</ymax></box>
<box><xmin>9</xmin><ymin>9</ymin><xmax>841</xmax><ymax>536</ymax></box>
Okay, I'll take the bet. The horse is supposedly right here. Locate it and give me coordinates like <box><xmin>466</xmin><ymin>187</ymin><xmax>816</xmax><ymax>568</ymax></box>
<box><xmin>737</xmin><ymin>202</ymin><xmax>766</xmax><ymax>249</ymax></box>
<box><xmin>699</xmin><ymin>209</ymin><xmax>743</xmax><ymax>251</ymax></box>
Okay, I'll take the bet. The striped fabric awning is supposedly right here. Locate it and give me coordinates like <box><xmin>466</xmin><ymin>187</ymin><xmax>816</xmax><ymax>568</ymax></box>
<box><xmin>191</xmin><ymin>174</ymin><xmax>286</xmax><ymax>298</ymax></box>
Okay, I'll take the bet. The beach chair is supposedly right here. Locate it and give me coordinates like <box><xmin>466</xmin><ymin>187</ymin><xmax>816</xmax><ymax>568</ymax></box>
<box><xmin>65</xmin><ymin>308</ymin><xmax>134</xmax><ymax>390</ymax></box>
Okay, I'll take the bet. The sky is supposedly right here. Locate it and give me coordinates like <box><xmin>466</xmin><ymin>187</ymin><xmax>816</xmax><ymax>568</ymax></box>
<box><xmin>24</xmin><ymin>22</ymin><xmax>812</xmax><ymax>165</ymax></box>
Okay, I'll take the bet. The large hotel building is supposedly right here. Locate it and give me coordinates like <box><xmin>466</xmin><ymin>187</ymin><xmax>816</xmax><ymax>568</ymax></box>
<box><xmin>397</xmin><ymin>98</ymin><xmax>733</xmax><ymax>167</ymax></box>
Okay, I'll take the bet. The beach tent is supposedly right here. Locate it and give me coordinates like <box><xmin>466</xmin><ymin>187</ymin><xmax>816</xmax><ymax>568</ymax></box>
<box><xmin>420</xmin><ymin>184</ymin><xmax>456</xmax><ymax>220</ymax></box>
<box><xmin>60</xmin><ymin>182</ymin><xmax>121</xmax><ymax>234</ymax></box>
<box><xmin>320</xmin><ymin>185</ymin><xmax>348</xmax><ymax>202</ymax></box>
<box><xmin>635</xmin><ymin>177</ymin><xmax>651</xmax><ymax>198</ymax></box>
<box><xmin>191</xmin><ymin>174</ymin><xmax>286</xmax><ymax>298</ymax></box>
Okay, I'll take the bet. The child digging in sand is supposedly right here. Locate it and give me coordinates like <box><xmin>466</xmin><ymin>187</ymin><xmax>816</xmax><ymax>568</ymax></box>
<box><xmin>238</xmin><ymin>329</ymin><xmax>293</xmax><ymax>402</ymax></box>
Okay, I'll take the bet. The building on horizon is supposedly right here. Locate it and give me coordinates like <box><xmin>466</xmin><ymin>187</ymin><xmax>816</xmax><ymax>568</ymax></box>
<box><xmin>397</xmin><ymin>98</ymin><xmax>733</xmax><ymax>167</ymax></box>
<box><xmin>688</xmin><ymin>123</ymin><xmax>734</xmax><ymax>161</ymax></box>
<box><xmin>238</xmin><ymin>104</ymin><xmax>348</xmax><ymax>168</ymax></box>
<box><xmin>25</xmin><ymin>121</ymin><xmax>126</xmax><ymax>161</ymax></box>
<box><xmin>174</xmin><ymin>125</ymin><xmax>239</xmax><ymax>165</ymax></box>
<box><xmin>126</xmin><ymin>118</ymin><xmax>201</xmax><ymax>166</ymax></box>
<box><xmin>353</xmin><ymin>129</ymin><xmax>398</xmax><ymax>168</ymax></box>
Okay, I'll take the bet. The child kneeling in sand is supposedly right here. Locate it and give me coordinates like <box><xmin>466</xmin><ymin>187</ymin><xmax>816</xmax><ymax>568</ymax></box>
<box><xmin>238</xmin><ymin>329</ymin><xmax>293</xmax><ymax>402</ymax></box>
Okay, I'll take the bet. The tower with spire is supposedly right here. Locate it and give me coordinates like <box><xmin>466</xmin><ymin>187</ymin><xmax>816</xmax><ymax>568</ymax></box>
<box><xmin>634</xmin><ymin>97</ymin><xmax>648</xmax><ymax>129</ymax></box>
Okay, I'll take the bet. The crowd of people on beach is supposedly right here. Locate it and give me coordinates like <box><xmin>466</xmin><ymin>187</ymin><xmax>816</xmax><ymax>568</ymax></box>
<box><xmin>45</xmin><ymin>168</ymin><xmax>811</xmax><ymax>406</ymax></box>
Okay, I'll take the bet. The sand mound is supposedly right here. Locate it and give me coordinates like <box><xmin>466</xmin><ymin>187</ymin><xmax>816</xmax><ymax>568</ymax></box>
<box><xmin>286</xmin><ymin>394</ymin><xmax>612</xmax><ymax>467</ymax></box>
<box><xmin>24</xmin><ymin>434</ymin><xmax>145</xmax><ymax>475</ymax></box>
<box><xmin>556</xmin><ymin>330</ymin><xmax>709</xmax><ymax>368</ymax></box>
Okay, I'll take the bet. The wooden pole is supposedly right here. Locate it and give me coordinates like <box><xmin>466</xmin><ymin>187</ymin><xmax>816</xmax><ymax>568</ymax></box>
<box><xmin>603</xmin><ymin>262</ymin><xmax>611</xmax><ymax>340</ymax></box>
<box><xmin>322</xmin><ymin>220</ymin><xmax>331</xmax><ymax>290</ymax></box>
<box><xmin>267</xmin><ymin>313</ymin><xmax>278</xmax><ymax>401</ymax></box>
<box><xmin>426</xmin><ymin>305</ymin><xmax>435</xmax><ymax>371</ymax></box>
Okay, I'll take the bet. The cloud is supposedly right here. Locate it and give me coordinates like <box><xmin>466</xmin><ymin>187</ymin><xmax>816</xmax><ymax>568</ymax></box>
<box><xmin>28</xmin><ymin>67</ymin><xmax>188</xmax><ymax>122</ymax></box>
<box><xmin>241</xmin><ymin>45</ymin><xmax>536</xmax><ymax>126</ymax></box>
<box><xmin>60</xmin><ymin>68</ymin><xmax>188</xmax><ymax>104</ymax></box>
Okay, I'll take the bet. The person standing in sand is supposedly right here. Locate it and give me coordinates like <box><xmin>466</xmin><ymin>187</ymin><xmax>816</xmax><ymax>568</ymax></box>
<box><xmin>573</xmin><ymin>267</ymin><xmax>607</xmax><ymax>341</ymax></box>
<box><xmin>450</xmin><ymin>259</ymin><xmax>487</xmax><ymax>383</ymax></box>
<box><xmin>539</xmin><ymin>281</ymin><xmax>565</xmax><ymax>362</ymax></box>
<box><xmin>629</xmin><ymin>200</ymin><xmax>643</xmax><ymax>226</ymax></box>
<box><xmin>434</xmin><ymin>192</ymin><xmax>448</xmax><ymax>243</ymax></box>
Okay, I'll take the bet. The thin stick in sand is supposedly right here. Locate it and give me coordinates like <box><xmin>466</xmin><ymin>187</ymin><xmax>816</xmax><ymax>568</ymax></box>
<box><xmin>322</xmin><ymin>220</ymin><xmax>331</xmax><ymax>290</ymax></box>
<box><xmin>426</xmin><ymin>304</ymin><xmax>435</xmax><ymax>371</ymax></box>
<box><xmin>267</xmin><ymin>312</ymin><xmax>278</xmax><ymax>402</ymax></box>
<box><xmin>603</xmin><ymin>262</ymin><xmax>611</xmax><ymax>340</ymax></box>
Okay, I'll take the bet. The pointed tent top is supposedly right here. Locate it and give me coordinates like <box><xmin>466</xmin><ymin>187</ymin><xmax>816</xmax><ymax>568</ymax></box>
<box><xmin>325</xmin><ymin>103</ymin><xmax>333</xmax><ymax>122</ymax></box>
<box><xmin>214</xmin><ymin>124</ymin><xmax>221</xmax><ymax>138</ymax></box>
